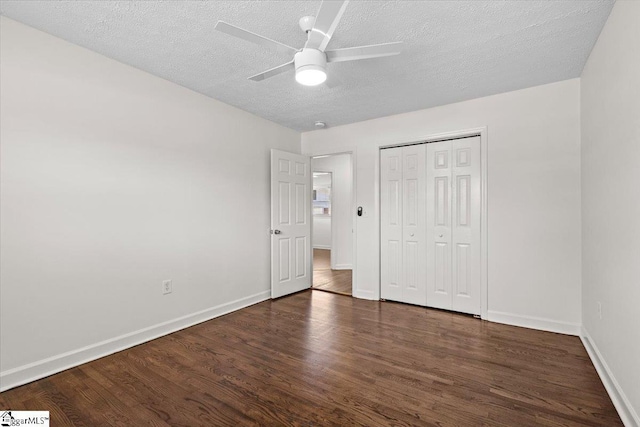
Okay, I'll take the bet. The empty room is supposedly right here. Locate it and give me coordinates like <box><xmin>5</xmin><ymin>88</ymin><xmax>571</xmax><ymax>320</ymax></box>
<box><xmin>0</xmin><ymin>1</ymin><xmax>638</xmax><ymax>426</ymax></box>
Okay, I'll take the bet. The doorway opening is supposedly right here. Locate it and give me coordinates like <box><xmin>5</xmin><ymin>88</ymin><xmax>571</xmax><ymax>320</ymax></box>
<box><xmin>311</xmin><ymin>154</ymin><xmax>353</xmax><ymax>296</ymax></box>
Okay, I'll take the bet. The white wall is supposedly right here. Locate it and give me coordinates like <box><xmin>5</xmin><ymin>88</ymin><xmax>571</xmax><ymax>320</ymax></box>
<box><xmin>312</xmin><ymin>154</ymin><xmax>353</xmax><ymax>270</ymax></box>
<box><xmin>0</xmin><ymin>17</ymin><xmax>300</xmax><ymax>389</ymax></box>
<box><xmin>312</xmin><ymin>173</ymin><xmax>332</xmax><ymax>249</ymax></box>
<box><xmin>580</xmin><ymin>1</ymin><xmax>640</xmax><ymax>424</ymax></box>
<box><xmin>312</xmin><ymin>216</ymin><xmax>332</xmax><ymax>249</ymax></box>
<box><xmin>302</xmin><ymin>79</ymin><xmax>582</xmax><ymax>334</ymax></box>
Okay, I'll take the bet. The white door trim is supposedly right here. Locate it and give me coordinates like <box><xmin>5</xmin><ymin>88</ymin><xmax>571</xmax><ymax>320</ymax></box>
<box><xmin>378</xmin><ymin>127</ymin><xmax>488</xmax><ymax>319</ymax></box>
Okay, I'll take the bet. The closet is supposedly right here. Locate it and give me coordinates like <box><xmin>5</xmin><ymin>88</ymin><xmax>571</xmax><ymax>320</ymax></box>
<box><xmin>381</xmin><ymin>136</ymin><xmax>481</xmax><ymax>315</ymax></box>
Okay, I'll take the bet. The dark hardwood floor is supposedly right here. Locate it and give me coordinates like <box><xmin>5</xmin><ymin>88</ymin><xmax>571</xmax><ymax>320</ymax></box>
<box><xmin>312</xmin><ymin>248</ymin><xmax>352</xmax><ymax>295</ymax></box>
<box><xmin>0</xmin><ymin>291</ymin><xmax>621</xmax><ymax>426</ymax></box>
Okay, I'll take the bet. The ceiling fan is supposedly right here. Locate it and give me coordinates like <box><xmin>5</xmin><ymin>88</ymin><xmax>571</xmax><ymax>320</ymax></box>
<box><xmin>215</xmin><ymin>0</ymin><xmax>403</xmax><ymax>87</ymax></box>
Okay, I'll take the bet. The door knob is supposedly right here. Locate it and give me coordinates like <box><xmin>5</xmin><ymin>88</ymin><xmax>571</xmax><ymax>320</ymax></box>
<box><xmin>273</xmin><ymin>230</ymin><xmax>282</xmax><ymax>235</ymax></box>
<box><xmin>439</xmin><ymin>234</ymin><xmax>443</xmax><ymax>238</ymax></box>
<box><xmin>410</xmin><ymin>233</ymin><xmax>415</xmax><ymax>237</ymax></box>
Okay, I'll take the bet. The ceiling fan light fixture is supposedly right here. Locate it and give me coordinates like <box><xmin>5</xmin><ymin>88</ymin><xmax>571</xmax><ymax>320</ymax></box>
<box><xmin>296</xmin><ymin>66</ymin><xmax>327</xmax><ymax>86</ymax></box>
<box><xmin>294</xmin><ymin>48</ymin><xmax>327</xmax><ymax>86</ymax></box>
<box><xmin>215</xmin><ymin>1</ymin><xmax>404</xmax><ymax>87</ymax></box>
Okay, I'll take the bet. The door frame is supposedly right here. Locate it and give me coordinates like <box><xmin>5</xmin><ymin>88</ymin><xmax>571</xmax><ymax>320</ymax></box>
<box><xmin>378</xmin><ymin>127</ymin><xmax>488</xmax><ymax>319</ymax></box>
<box><xmin>310</xmin><ymin>152</ymin><xmax>356</xmax><ymax>295</ymax></box>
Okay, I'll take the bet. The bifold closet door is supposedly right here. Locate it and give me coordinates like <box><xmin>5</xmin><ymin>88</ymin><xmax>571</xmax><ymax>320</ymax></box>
<box><xmin>381</xmin><ymin>148</ymin><xmax>403</xmax><ymax>302</ymax></box>
<box><xmin>426</xmin><ymin>137</ymin><xmax>481</xmax><ymax>315</ymax></box>
<box><xmin>425</xmin><ymin>140</ymin><xmax>453</xmax><ymax>310</ymax></box>
<box><xmin>380</xmin><ymin>145</ymin><xmax>426</xmax><ymax>305</ymax></box>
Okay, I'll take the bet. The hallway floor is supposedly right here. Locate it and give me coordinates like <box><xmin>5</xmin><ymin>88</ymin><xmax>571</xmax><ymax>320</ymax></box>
<box><xmin>312</xmin><ymin>249</ymin><xmax>352</xmax><ymax>295</ymax></box>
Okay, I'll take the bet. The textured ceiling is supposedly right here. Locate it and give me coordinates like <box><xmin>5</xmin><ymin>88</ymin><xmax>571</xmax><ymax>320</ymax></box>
<box><xmin>0</xmin><ymin>1</ymin><xmax>614</xmax><ymax>132</ymax></box>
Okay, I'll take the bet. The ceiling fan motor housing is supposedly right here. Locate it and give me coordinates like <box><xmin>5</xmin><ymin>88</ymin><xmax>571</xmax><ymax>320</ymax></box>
<box><xmin>295</xmin><ymin>48</ymin><xmax>327</xmax><ymax>73</ymax></box>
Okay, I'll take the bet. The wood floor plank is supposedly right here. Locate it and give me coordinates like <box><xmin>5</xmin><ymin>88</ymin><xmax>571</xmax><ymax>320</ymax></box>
<box><xmin>0</xmin><ymin>291</ymin><xmax>622</xmax><ymax>426</ymax></box>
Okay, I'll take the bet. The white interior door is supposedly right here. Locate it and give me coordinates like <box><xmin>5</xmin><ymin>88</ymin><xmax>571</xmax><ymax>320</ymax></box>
<box><xmin>271</xmin><ymin>149</ymin><xmax>311</xmax><ymax>298</ymax></box>
<box><xmin>426</xmin><ymin>141</ymin><xmax>453</xmax><ymax>310</ymax></box>
<box><xmin>380</xmin><ymin>148</ymin><xmax>403</xmax><ymax>302</ymax></box>
<box><xmin>451</xmin><ymin>137</ymin><xmax>481</xmax><ymax>314</ymax></box>
<box><xmin>402</xmin><ymin>144</ymin><xmax>427</xmax><ymax>305</ymax></box>
<box><xmin>426</xmin><ymin>137</ymin><xmax>481</xmax><ymax>314</ymax></box>
<box><xmin>381</xmin><ymin>136</ymin><xmax>482</xmax><ymax>314</ymax></box>
<box><xmin>381</xmin><ymin>145</ymin><xmax>426</xmax><ymax>305</ymax></box>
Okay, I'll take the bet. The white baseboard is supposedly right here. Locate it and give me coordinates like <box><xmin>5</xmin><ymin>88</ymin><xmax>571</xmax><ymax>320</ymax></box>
<box><xmin>0</xmin><ymin>290</ymin><xmax>271</xmax><ymax>393</ymax></box>
<box><xmin>581</xmin><ymin>327</ymin><xmax>639</xmax><ymax>427</ymax></box>
<box><xmin>333</xmin><ymin>264</ymin><xmax>352</xmax><ymax>270</ymax></box>
<box><xmin>487</xmin><ymin>310</ymin><xmax>581</xmax><ymax>336</ymax></box>
<box><xmin>313</xmin><ymin>245</ymin><xmax>331</xmax><ymax>250</ymax></box>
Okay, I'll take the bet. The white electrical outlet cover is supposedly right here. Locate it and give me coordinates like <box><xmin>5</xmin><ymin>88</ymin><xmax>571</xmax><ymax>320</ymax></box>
<box><xmin>163</xmin><ymin>279</ymin><xmax>172</xmax><ymax>295</ymax></box>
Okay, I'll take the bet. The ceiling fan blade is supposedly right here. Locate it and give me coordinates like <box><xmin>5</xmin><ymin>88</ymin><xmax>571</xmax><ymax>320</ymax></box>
<box><xmin>215</xmin><ymin>21</ymin><xmax>298</xmax><ymax>57</ymax></box>
<box><xmin>305</xmin><ymin>1</ymin><xmax>349</xmax><ymax>52</ymax></box>
<box><xmin>326</xmin><ymin>41</ymin><xmax>403</xmax><ymax>63</ymax></box>
<box><xmin>248</xmin><ymin>60</ymin><xmax>295</xmax><ymax>82</ymax></box>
